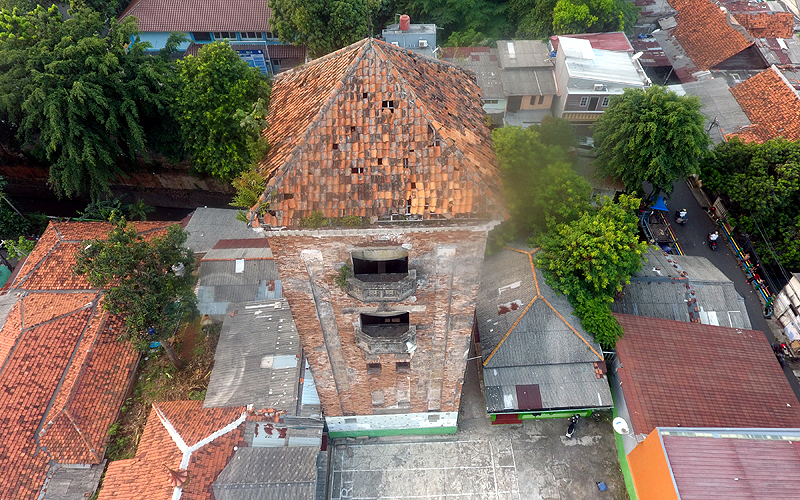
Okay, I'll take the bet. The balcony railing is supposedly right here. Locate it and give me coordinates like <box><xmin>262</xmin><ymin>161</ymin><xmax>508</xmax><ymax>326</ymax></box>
<box><xmin>346</xmin><ymin>269</ymin><xmax>417</xmax><ymax>302</ymax></box>
<box><xmin>354</xmin><ymin>325</ymin><xmax>416</xmax><ymax>355</ymax></box>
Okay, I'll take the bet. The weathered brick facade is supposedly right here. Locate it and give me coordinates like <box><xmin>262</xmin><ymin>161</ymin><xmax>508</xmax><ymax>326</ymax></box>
<box><xmin>269</xmin><ymin>227</ymin><xmax>489</xmax><ymax>419</ymax></box>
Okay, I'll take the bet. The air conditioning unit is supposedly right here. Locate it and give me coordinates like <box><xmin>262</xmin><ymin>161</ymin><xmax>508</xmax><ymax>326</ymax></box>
<box><xmin>391</xmin><ymin>41</ymin><xmax>399</xmax><ymax>46</ymax></box>
<box><xmin>593</xmin><ymin>84</ymin><xmax>605</xmax><ymax>91</ymax></box>
<box><xmin>419</xmin><ymin>39</ymin><xmax>428</xmax><ymax>48</ymax></box>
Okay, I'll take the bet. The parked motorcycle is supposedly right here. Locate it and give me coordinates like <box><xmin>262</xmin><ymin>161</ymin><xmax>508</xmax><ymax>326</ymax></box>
<box><xmin>773</xmin><ymin>343</ymin><xmax>787</xmax><ymax>368</ymax></box>
<box><xmin>708</xmin><ymin>232</ymin><xmax>719</xmax><ymax>250</ymax></box>
<box><xmin>565</xmin><ymin>415</ymin><xmax>579</xmax><ymax>439</ymax></box>
<box><xmin>675</xmin><ymin>209</ymin><xmax>688</xmax><ymax>225</ymax></box>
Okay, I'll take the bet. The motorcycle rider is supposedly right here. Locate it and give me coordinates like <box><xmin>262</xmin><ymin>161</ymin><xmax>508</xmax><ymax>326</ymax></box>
<box><xmin>676</xmin><ymin>208</ymin><xmax>687</xmax><ymax>224</ymax></box>
<box><xmin>709</xmin><ymin>231</ymin><xmax>719</xmax><ymax>242</ymax></box>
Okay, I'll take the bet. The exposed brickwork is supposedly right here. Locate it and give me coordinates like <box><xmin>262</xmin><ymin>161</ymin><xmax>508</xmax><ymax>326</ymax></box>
<box><xmin>614</xmin><ymin>313</ymin><xmax>800</xmax><ymax>435</ymax></box>
<box><xmin>269</xmin><ymin>228</ymin><xmax>488</xmax><ymax>418</ymax></box>
<box><xmin>0</xmin><ymin>221</ymin><xmax>174</xmax><ymax>499</ymax></box>
<box><xmin>670</xmin><ymin>0</ymin><xmax>753</xmax><ymax>71</ymax></box>
<box><xmin>727</xmin><ymin>66</ymin><xmax>800</xmax><ymax>143</ymax></box>
<box><xmin>256</xmin><ymin>38</ymin><xmax>505</xmax><ymax>227</ymax></box>
<box><xmin>98</xmin><ymin>401</ymin><xmax>246</xmax><ymax>500</ymax></box>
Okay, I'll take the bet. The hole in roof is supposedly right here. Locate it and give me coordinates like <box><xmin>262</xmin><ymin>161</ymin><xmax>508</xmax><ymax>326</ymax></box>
<box><xmin>332</xmin><ymin>143</ymin><xmax>338</xmax><ymax>150</ymax></box>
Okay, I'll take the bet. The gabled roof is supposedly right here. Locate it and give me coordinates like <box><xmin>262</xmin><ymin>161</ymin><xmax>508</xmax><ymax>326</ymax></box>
<box><xmin>98</xmin><ymin>401</ymin><xmax>247</xmax><ymax>500</ymax></box>
<box><xmin>119</xmin><ymin>0</ymin><xmax>271</xmax><ymax>33</ymax></box>
<box><xmin>611</xmin><ymin>248</ymin><xmax>752</xmax><ymax>329</ymax></box>
<box><xmin>726</xmin><ymin>66</ymin><xmax>800</xmax><ymax>143</ymax></box>
<box><xmin>255</xmin><ymin>38</ymin><xmax>505</xmax><ymax>227</ymax></box>
<box><xmin>0</xmin><ymin>221</ymin><xmax>172</xmax><ymax>499</ymax></box>
<box><xmin>476</xmin><ymin>247</ymin><xmax>611</xmax><ymax>413</ymax></box>
<box><xmin>735</xmin><ymin>12</ymin><xmax>794</xmax><ymax>39</ymax></box>
<box><xmin>669</xmin><ymin>0</ymin><xmax>753</xmax><ymax>71</ymax></box>
<box><xmin>614</xmin><ymin>313</ymin><xmax>800</xmax><ymax>435</ymax></box>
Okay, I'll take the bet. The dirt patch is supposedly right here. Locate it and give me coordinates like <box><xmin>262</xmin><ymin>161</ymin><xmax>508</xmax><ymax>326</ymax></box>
<box><xmin>105</xmin><ymin>319</ymin><xmax>220</xmax><ymax>461</ymax></box>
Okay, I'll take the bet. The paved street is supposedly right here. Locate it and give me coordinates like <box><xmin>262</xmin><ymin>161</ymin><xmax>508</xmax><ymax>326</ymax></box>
<box><xmin>667</xmin><ymin>180</ymin><xmax>800</xmax><ymax>399</ymax></box>
<box><xmin>329</xmin><ymin>357</ymin><xmax>626</xmax><ymax>500</ymax></box>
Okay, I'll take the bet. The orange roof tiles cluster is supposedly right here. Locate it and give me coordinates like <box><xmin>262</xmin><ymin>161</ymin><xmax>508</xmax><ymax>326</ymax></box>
<box><xmin>726</xmin><ymin>66</ymin><xmax>800</xmax><ymax>143</ymax></box>
<box><xmin>0</xmin><ymin>221</ymin><xmax>174</xmax><ymax>499</ymax></box>
<box><xmin>735</xmin><ymin>12</ymin><xmax>794</xmax><ymax>39</ymax></box>
<box><xmin>254</xmin><ymin>38</ymin><xmax>505</xmax><ymax>228</ymax></box>
<box><xmin>614</xmin><ymin>313</ymin><xmax>800</xmax><ymax>435</ymax></box>
<box><xmin>670</xmin><ymin>0</ymin><xmax>753</xmax><ymax>71</ymax></box>
<box><xmin>98</xmin><ymin>401</ymin><xmax>247</xmax><ymax>500</ymax></box>
<box><xmin>119</xmin><ymin>0</ymin><xmax>271</xmax><ymax>32</ymax></box>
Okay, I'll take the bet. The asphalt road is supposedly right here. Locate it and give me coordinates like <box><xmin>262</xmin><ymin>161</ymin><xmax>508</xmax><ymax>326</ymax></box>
<box><xmin>666</xmin><ymin>180</ymin><xmax>800</xmax><ymax>400</ymax></box>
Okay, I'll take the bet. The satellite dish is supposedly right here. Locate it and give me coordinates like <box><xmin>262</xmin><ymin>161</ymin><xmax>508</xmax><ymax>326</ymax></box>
<box><xmin>613</xmin><ymin>417</ymin><xmax>630</xmax><ymax>435</ymax></box>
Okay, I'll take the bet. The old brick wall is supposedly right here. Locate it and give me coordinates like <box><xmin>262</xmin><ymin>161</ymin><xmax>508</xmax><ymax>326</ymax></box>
<box><xmin>269</xmin><ymin>227</ymin><xmax>488</xmax><ymax>418</ymax></box>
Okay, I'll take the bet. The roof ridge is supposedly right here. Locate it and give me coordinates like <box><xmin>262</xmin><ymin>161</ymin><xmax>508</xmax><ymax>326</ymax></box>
<box><xmin>13</xmin><ymin>237</ymin><xmax>61</xmax><ymax>289</ymax></box>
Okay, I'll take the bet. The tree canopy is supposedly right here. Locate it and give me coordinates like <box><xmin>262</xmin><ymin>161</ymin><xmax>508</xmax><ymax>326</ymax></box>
<box><xmin>492</xmin><ymin>117</ymin><xmax>591</xmax><ymax>239</ymax></box>
<box><xmin>177</xmin><ymin>42</ymin><xmax>270</xmax><ymax>181</ymax></box>
<box><xmin>511</xmin><ymin>0</ymin><xmax>635</xmax><ymax>38</ymax></box>
<box><xmin>270</xmin><ymin>0</ymin><xmax>371</xmax><ymax>57</ymax></box>
<box><xmin>0</xmin><ymin>6</ymin><xmax>183</xmax><ymax>199</ymax></box>
<box><xmin>593</xmin><ymin>85</ymin><xmax>709</xmax><ymax>199</ymax></box>
<box><xmin>73</xmin><ymin>216</ymin><xmax>197</xmax><ymax>367</ymax></box>
<box><xmin>700</xmin><ymin>138</ymin><xmax>800</xmax><ymax>268</ymax></box>
<box><xmin>537</xmin><ymin>194</ymin><xmax>648</xmax><ymax>348</ymax></box>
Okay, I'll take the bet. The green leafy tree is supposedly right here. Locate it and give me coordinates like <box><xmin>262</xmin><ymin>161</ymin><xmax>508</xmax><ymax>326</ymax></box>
<box><xmin>2</xmin><ymin>235</ymin><xmax>35</xmax><ymax>259</ymax></box>
<box><xmin>0</xmin><ymin>7</ymin><xmax>181</xmax><ymax>199</ymax></box>
<box><xmin>445</xmin><ymin>28</ymin><xmax>486</xmax><ymax>47</ymax></box>
<box><xmin>177</xmin><ymin>42</ymin><xmax>270</xmax><ymax>180</ymax></box>
<box><xmin>492</xmin><ymin>123</ymin><xmax>590</xmax><ymax>238</ymax></box>
<box><xmin>552</xmin><ymin>0</ymin><xmax>637</xmax><ymax>35</ymax></box>
<box><xmin>0</xmin><ymin>176</ymin><xmax>48</xmax><ymax>241</ymax></box>
<box><xmin>76</xmin><ymin>196</ymin><xmax>155</xmax><ymax>222</ymax></box>
<box><xmin>700</xmin><ymin>138</ymin><xmax>800</xmax><ymax>268</ymax></box>
<box><xmin>593</xmin><ymin>86</ymin><xmax>709</xmax><ymax>199</ymax></box>
<box><xmin>537</xmin><ymin>194</ymin><xmax>648</xmax><ymax>348</ymax></box>
<box><xmin>512</xmin><ymin>0</ymin><xmax>558</xmax><ymax>38</ymax></box>
<box><xmin>73</xmin><ymin>216</ymin><xmax>197</xmax><ymax>368</ymax></box>
<box><xmin>270</xmin><ymin>0</ymin><xmax>370</xmax><ymax>57</ymax></box>
<box><xmin>230</xmin><ymin>168</ymin><xmax>268</xmax><ymax>221</ymax></box>
<box><xmin>386</xmin><ymin>0</ymin><xmax>511</xmax><ymax>44</ymax></box>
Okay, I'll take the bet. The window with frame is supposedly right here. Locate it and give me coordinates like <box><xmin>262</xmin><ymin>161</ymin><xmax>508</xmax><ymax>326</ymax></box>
<box><xmin>601</xmin><ymin>97</ymin><xmax>610</xmax><ymax>107</ymax></box>
<box><xmin>192</xmin><ymin>32</ymin><xmax>212</xmax><ymax>41</ymax></box>
<box><xmin>239</xmin><ymin>31</ymin><xmax>261</xmax><ymax>40</ymax></box>
<box><xmin>579</xmin><ymin>97</ymin><xmax>589</xmax><ymax>107</ymax></box>
<box><xmin>265</xmin><ymin>31</ymin><xmax>275</xmax><ymax>39</ymax></box>
<box><xmin>213</xmin><ymin>32</ymin><xmax>235</xmax><ymax>40</ymax></box>
<box><xmin>482</xmin><ymin>99</ymin><xmax>498</xmax><ymax>105</ymax></box>
<box><xmin>529</xmin><ymin>96</ymin><xmax>537</xmax><ymax>106</ymax></box>
<box><xmin>538</xmin><ymin>95</ymin><xmax>545</xmax><ymax>105</ymax></box>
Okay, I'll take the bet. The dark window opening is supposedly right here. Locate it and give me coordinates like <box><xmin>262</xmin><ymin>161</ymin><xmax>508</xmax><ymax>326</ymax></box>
<box><xmin>351</xmin><ymin>167</ymin><xmax>364</xmax><ymax>174</ymax></box>
<box><xmin>367</xmin><ymin>363</ymin><xmax>382</xmax><ymax>375</ymax></box>
<box><xmin>409</xmin><ymin>149</ymin><xmax>414</xmax><ymax>153</ymax></box>
<box><xmin>350</xmin><ymin>126</ymin><xmax>357</xmax><ymax>132</ymax></box>
<box><xmin>382</xmin><ymin>100</ymin><xmax>395</xmax><ymax>109</ymax></box>
<box><xmin>396</xmin><ymin>361</ymin><xmax>410</xmax><ymax>373</ymax></box>
<box><xmin>332</xmin><ymin>143</ymin><xmax>338</xmax><ymax>150</ymax></box>
<box><xmin>538</xmin><ymin>95</ymin><xmax>545</xmax><ymax>105</ymax></box>
<box><xmin>403</xmin><ymin>158</ymin><xmax>409</xmax><ymax>168</ymax></box>
<box><xmin>361</xmin><ymin>313</ymin><xmax>410</xmax><ymax>338</ymax></box>
<box><xmin>507</xmin><ymin>95</ymin><xmax>522</xmax><ymax>113</ymax></box>
<box><xmin>529</xmin><ymin>96</ymin><xmax>536</xmax><ymax>106</ymax></box>
<box><xmin>192</xmin><ymin>32</ymin><xmax>212</xmax><ymax>41</ymax></box>
<box><xmin>265</xmin><ymin>31</ymin><xmax>274</xmax><ymax>39</ymax></box>
<box><xmin>410</xmin><ymin>182</ymin><xmax>416</xmax><ymax>189</ymax></box>
<box><xmin>377</xmin><ymin>158</ymin><xmax>383</xmax><ymax>165</ymax></box>
<box><xmin>283</xmin><ymin>193</ymin><xmax>294</xmax><ymax>200</ymax></box>
<box><xmin>352</xmin><ymin>256</ymin><xmax>408</xmax><ymax>275</ymax></box>
<box><xmin>363</xmin><ymin>92</ymin><xmax>369</xmax><ymax>99</ymax></box>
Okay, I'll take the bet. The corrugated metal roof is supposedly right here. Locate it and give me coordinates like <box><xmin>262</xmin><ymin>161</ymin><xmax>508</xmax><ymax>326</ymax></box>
<box><xmin>476</xmin><ymin>246</ymin><xmax>611</xmax><ymax>412</ymax></box>
<box><xmin>497</xmin><ymin>40</ymin><xmax>553</xmax><ymax>69</ymax></box>
<box><xmin>197</xmin><ymin>259</ymin><xmax>281</xmax><ymax>315</ymax></box>
<box><xmin>564</xmin><ymin>49</ymin><xmax>647</xmax><ymax>87</ymax></box>
<box><xmin>500</xmin><ymin>67</ymin><xmax>558</xmax><ymax>96</ymax></box>
<box><xmin>184</xmin><ymin>208</ymin><xmax>264</xmax><ymax>254</ymax></box>
<box><xmin>443</xmin><ymin>48</ymin><xmax>505</xmax><ymax>99</ymax></box>
<box><xmin>204</xmin><ymin>299</ymin><xmax>305</xmax><ymax>410</ymax></box>
<box><xmin>212</xmin><ymin>447</ymin><xmax>321</xmax><ymax>500</ymax></box>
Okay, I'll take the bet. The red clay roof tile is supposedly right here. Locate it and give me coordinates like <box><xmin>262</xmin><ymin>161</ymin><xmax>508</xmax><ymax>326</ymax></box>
<box><xmin>614</xmin><ymin>313</ymin><xmax>800</xmax><ymax>435</ymax></box>
<box><xmin>735</xmin><ymin>12</ymin><xmax>794</xmax><ymax>38</ymax></box>
<box><xmin>98</xmin><ymin>401</ymin><xmax>246</xmax><ymax>500</ymax></box>
<box><xmin>726</xmin><ymin>66</ymin><xmax>800</xmax><ymax>143</ymax></box>
<box><xmin>670</xmin><ymin>0</ymin><xmax>753</xmax><ymax>71</ymax></box>
<box><xmin>0</xmin><ymin>221</ymin><xmax>175</xmax><ymax>498</ymax></box>
<box><xmin>257</xmin><ymin>38</ymin><xmax>505</xmax><ymax>227</ymax></box>
<box><xmin>119</xmin><ymin>0</ymin><xmax>271</xmax><ymax>32</ymax></box>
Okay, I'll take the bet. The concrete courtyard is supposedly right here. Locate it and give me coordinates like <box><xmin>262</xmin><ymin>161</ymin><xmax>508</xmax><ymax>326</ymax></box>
<box><xmin>329</xmin><ymin>357</ymin><xmax>626</xmax><ymax>500</ymax></box>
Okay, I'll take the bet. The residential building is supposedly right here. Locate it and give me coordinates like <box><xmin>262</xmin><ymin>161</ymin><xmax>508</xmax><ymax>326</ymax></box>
<box><xmin>551</xmin><ymin>36</ymin><xmax>649</xmax><ymax>125</ymax></box>
<box><xmin>184</xmin><ymin>206</ymin><xmax>264</xmax><ymax>255</ymax></box>
<box><xmin>439</xmin><ymin>46</ymin><xmax>506</xmax><ymax>123</ymax></box>
<box><xmin>249</xmin><ymin>38</ymin><xmax>506</xmax><ymax>436</ymax></box>
<box><xmin>548</xmin><ymin>32</ymin><xmax>634</xmax><ymax>54</ymax></box>
<box><xmin>775</xmin><ymin>273</ymin><xmax>800</xmax><ymax>348</ymax></box>
<box><xmin>475</xmin><ymin>246</ymin><xmax>612</xmax><ymax>423</ymax></box>
<box><xmin>726</xmin><ymin>65</ymin><xmax>800</xmax><ymax>143</ymax></box>
<box><xmin>381</xmin><ymin>15</ymin><xmax>437</xmax><ymax>58</ymax></box>
<box><xmin>118</xmin><ymin>0</ymin><xmax>305</xmax><ymax>74</ymax></box>
<box><xmin>495</xmin><ymin>40</ymin><xmax>558</xmax><ymax>127</ymax></box>
<box><xmin>610</xmin><ymin>313</ymin><xmax>800</xmax><ymax>456</ymax></box>
<box><xmin>97</xmin><ymin>401</ymin><xmax>327</xmax><ymax>500</ymax></box>
<box><xmin>628</xmin><ymin>427</ymin><xmax>800</xmax><ymax>500</ymax></box>
<box><xmin>0</xmin><ymin>220</ymin><xmax>174</xmax><ymax>499</ymax></box>
<box><xmin>611</xmin><ymin>248</ymin><xmax>752</xmax><ymax>329</ymax></box>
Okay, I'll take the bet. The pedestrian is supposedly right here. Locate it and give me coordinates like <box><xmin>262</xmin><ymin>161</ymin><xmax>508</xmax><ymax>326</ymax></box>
<box><xmin>747</xmin><ymin>273</ymin><xmax>761</xmax><ymax>284</ymax></box>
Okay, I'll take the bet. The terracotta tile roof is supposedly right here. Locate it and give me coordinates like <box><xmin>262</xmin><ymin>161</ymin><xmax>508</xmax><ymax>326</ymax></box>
<box><xmin>735</xmin><ymin>12</ymin><xmax>794</xmax><ymax>38</ymax></box>
<box><xmin>670</xmin><ymin>0</ymin><xmax>753</xmax><ymax>71</ymax></box>
<box><xmin>0</xmin><ymin>221</ymin><xmax>174</xmax><ymax>499</ymax></box>
<box><xmin>726</xmin><ymin>66</ymin><xmax>800</xmax><ymax>143</ymax></box>
<box><xmin>119</xmin><ymin>0</ymin><xmax>271</xmax><ymax>33</ymax></box>
<box><xmin>255</xmin><ymin>38</ymin><xmax>505</xmax><ymax>227</ymax></box>
<box><xmin>614</xmin><ymin>313</ymin><xmax>800</xmax><ymax>435</ymax></box>
<box><xmin>98</xmin><ymin>401</ymin><xmax>247</xmax><ymax>500</ymax></box>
